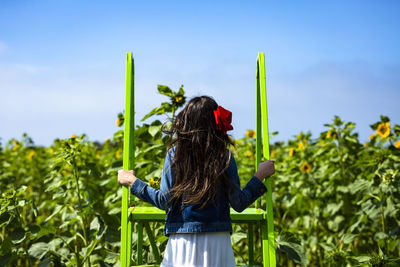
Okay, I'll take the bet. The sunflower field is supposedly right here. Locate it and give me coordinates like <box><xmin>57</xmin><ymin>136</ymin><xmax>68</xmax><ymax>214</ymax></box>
<box><xmin>1</xmin><ymin>85</ymin><xmax>400</xmax><ymax>267</ymax></box>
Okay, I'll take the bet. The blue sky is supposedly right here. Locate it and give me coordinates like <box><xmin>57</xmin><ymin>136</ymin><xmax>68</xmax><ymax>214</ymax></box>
<box><xmin>1</xmin><ymin>0</ymin><xmax>399</xmax><ymax>146</ymax></box>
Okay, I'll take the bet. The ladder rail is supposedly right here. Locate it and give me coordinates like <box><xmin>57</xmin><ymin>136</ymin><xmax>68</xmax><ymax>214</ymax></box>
<box><xmin>120</xmin><ymin>52</ymin><xmax>276</xmax><ymax>267</ymax></box>
<box><xmin>257</xmin><ymin>52</ymin><xmax>276</xmax><ymax>267</ymax></box>
<box><xmin>121</xmin><ymin>52</ymin><xmax>135</xmax><ymax>267</ymax></box>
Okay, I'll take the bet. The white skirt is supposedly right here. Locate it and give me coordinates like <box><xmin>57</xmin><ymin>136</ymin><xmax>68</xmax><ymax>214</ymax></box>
<box><xmin>160</xmin><ymin>232</ymin><xmax>236</xmax><ymax>267</ymax></box>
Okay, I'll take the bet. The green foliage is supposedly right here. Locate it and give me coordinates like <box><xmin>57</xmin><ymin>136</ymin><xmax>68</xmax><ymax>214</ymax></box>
<box><xmin>1</xmin><ymin>85</ymin><xmax>400</xmax><ymax>266</ymax></box>
<box><xmin>141</xmin><ymin>84</ymin><xmax>186</xmax><ymax>122</ymax></box>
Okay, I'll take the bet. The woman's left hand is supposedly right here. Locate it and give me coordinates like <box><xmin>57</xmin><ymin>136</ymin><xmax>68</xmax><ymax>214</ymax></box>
<box><xmin>118</xmin><ymin>169</ymin><xmax>137</xmax><ymax>187</ymax></box>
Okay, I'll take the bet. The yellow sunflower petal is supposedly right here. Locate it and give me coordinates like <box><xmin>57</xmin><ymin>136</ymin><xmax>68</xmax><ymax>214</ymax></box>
<box><xmin>395</xmin><ymin>140</ymin><xmax>400</xmax><ymax>149</ymax></box>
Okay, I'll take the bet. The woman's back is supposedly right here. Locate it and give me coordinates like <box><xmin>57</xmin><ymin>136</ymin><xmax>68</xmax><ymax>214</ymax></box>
<box><xmin>118</xmin><ymin>95</ymin><xmax>275</xmax><ymax>267</ymax></box>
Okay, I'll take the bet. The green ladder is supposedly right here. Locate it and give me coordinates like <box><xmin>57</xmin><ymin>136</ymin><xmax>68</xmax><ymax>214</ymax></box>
<box><xmin>120</xmin><ymin>52</ymin><xmax>276</xmax><ymax>267</ymax></box>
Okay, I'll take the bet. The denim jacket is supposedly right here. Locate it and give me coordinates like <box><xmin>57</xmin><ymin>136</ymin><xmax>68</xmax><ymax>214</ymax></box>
<box><xmin>131</xmin><ymin>148</ymin><xmax>267</xmax><ymax>236</ymax></box>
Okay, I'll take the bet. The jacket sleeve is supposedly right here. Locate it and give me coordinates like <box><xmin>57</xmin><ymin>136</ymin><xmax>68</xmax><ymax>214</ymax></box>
<box><xmin>227</xmin><ymin>154</ymin><xmax>267</xmax><ymax>212</ymax></box>
<box><xmin>130</xmin><ymin>149</ymin><xmax>174</xmax><ymax>211</ymax></box>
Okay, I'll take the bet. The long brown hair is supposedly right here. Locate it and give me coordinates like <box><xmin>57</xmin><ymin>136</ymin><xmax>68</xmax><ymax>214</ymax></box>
<box><xmin>165</xmin><ymin>96</ymin><xmax>234</xmax><ymax>210</ymax></box>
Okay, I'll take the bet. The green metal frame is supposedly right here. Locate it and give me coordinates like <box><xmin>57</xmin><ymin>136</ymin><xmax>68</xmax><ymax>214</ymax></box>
<box><xmin>121</xmin><ymin>52</ymin><xmax>135</xmax><ymax>267</ymax></box>
<box><xmin>120</xmin><ymin>52</ymin><xmax>276</xmax><ymax>267</ymax></box>
<box><xmin>256</xmin><ymin>52</ymin><xmax>276</xmax><ymax>267</ymax></box>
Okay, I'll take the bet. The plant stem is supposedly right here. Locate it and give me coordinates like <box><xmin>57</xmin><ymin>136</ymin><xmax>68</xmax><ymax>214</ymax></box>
<box><xmin>72</xmin><ymin>158</ymin><xmax>91</xmax><ymax>267</ymax></box>
<box><xmin>379</xmin><ymin>193</ymin><xmax>387</xmax><ymax>255</ymax></box>
<box><xmin>75</xmin><ymin>236</ymin><xmax>81</xmax><ymax>267</ymax></box>
<box><xmin>315</xmin><ymin>218</ymin><xmax>324</xmax><ymax>267</ymax></box>
<box><xmin>15</xmin><ymin>204</ymin><xmax>33</xmax><ymax>266</ymax></box>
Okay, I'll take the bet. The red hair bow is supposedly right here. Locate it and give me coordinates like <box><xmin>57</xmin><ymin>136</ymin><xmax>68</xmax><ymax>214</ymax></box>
<box><xmin>214</xmin><ymin>106</ymin><xmax>233</xmax><ymax>135</ymax></box>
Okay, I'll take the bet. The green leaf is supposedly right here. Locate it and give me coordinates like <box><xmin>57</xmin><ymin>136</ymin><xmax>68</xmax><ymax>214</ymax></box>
<box><xmin>0</xmin><ymin>212</ymin><xmax>12</xmax><ymax>228</ymax></box>
<box><xmin>324</xmin><ymin>201</ymin><xmax>343</xmax><ymax>216</ymax></box>
<box><xmin>90</xmin><ymin>217</ymin><xmax>100</xmax><ymax>232</ymax></box>
<box><xmin>16</xmin><ymin>186</ymin><xmax>27</xmax><ymax>195</ymax></box>
<box><xmin>17</xmin><ymin>199</ymin><xmax>27</xmax><ymax>207</ymax></box>
<box><xmin>394</xmin><ymin>124</ymin><xmax>400</xmax><ymax>135</ymax></box>
<box><xmin>156</xmin><ymin>235</ymin><xmax>169</xmax><ymax>245</ymax></box>
<box><xmin>30</xmin><ymin>225</ymin><xmax>56</xmax><ymax>240</ymax></box>
<box><xmin>157</xmin><ymin>85</ymin><xmax>173</xmax><ymax>96</ymax></box>
<box><xmin>319</xmin><ymin>242</ymin><xmax>335</xmax><ymax>252</ymax></box>
<box><xmin>37</xmin><ymin>256</ymin><xmax>52</xmax><ymax>267</ymax></box>
<box><xmin>278</xmin><ymin>242</ymin><xmax>308</xmax><ymax>265</ymax></box>
<box><xmin>349</xmin><ymin>179</ymin><xmax>372</xmax><ymax>194</ymax></box>
<box><xmin>48</xmin><ymin>238</ymin><xmax>63</xmax><ymax>250</ymax></box>
<box><xmin>1</xmin><ymin>237</ymin><xmax>13</xmax><ymax>254</ymax></box>
<box><xmin>104</xmin><ymin>250</ymin><xmax>119</xmax><ymax>264</ymax></box>
<box><xmin>177</xmin><ymin>84</ymin><xmax>185</xmax><ymax>95</ymax></box>
<box><xmin>341</xmin><ymin>233</ymin><xmax>357</xmax><ymax>244</ymax></box>
<box><xmin>150</xmin><ymin>102</ymin><xmax>172</xmax><ymax>120</ymax></box>
<box><xmin>271</xmin><ymin>131</ymin><xmax>279</xmax><ymax>138</ymax></box>
<box><xmin>230</xmin><ymin>232</ymin><xmax>247</xmax><ymax>244</ymax></box>
<box><xmin>28</xmin><ymin>242</ymin><xmax>49</xmax><ymax>259</ymax></box>
<box><xmin>275</xmin><ymin>231</ymin><xmax>308</xmax><ymax>265</ymax></box>
<box><xmin>380</xmin><ymin>115</ymin><xmax>390</xmax><ymax>122</ymax></box>
<box><xmin>370</xmin><ymin>121</ymin><xmax>380</xmax><ymax>130</ymax></box>
<box><xmin>149</xmin><ymin>125</ymin><xmax>162</xmax><ymax>137</ymax></box>
<box><xmin>108</xmin><ymin>207</ymin><xmax>121</xmax><ymax>215</ymax></box>
<box><xmin>11</xmin><ymin>227</ymin><xmax>25</xmax><ymax>244</ymax></box>
<box><xmin>353</xmin><ymin>255</ymin><xmax>370</xmax><ymax>263</ymax></box>
<box><xmin>327</xmin><ymin>215</ymin><xmax>345</xmax><ymax>232</ymax></box>
<box><xmin>81</xmin><ymin>236</ymin><xmax>102</xmax><ymax>263</ymax></box>
<box><xmin>32</xmin><ymin>200</ymin><xmax>39</xmax><ymax>217</ymax></box>
<box><xmin>374</xmin><ymin>232</ymin><xmax>387</xmax><ymax>241</ymax></box>
<box><xmin>334</xmin><ymin>116</ymin><xmax>343</xmax><ymax>126</ymax></box>
<box><xmin>43</xmin><ymin>205</ymin><xmax>64</xmax><ymax>223</ymax></box>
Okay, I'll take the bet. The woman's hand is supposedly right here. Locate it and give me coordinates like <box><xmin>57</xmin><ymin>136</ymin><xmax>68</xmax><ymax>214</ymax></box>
<box><xmin>254</xmin><ymin>160</ymin><xmax>275</xmax><ymax>181</ymax></box>
<box><xmin>118</xmin><ymin>169</ymin><xmax>137</xmax><ymax>187</ymax></box>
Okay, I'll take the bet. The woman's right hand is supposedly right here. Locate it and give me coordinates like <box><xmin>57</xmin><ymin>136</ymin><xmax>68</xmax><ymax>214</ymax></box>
<box><xmin>118</xmin><ymin>169</ymin><xmax>137</xmax><ymax>187</ymax></box>
<box><xmin>254</xmin><ymin>160</ymin><xmax>275</xmax><ymax>181</ymax></box>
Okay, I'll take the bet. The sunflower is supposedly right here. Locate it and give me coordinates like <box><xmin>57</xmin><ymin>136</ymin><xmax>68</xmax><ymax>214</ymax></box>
<box><xmin>300</xmin><ymin>162</ymin><xmax>311</xmax><ymax>173</ymax></box>
<box><xmin>70</xmin><ymin>134</ymin><xmax>76</xmax><ymax>139</ymax></box>
<box><xmin>28</xmin><ymin>151</ymin><xmax>35</xmax><ymax>161</ymax></box>
<box><xmin>149</xmin><ymin>177</ymin><xmax>160</xmax><ymax>189</ymax></box>
<box><xmin>116</xmin><ymin>118</ymin><xmax>120</xmax><ymax>126</ymax></box>
<box><xmin>298</xmin><ymin>142</ymin><xmax>304</xmax><ymax>150</ymax></box>
<box><xmin>297</xmin><ymin>133</ymin><xmax>303</xmax><ymax>140</ymax></box>
<box><xmin>364</xmin><ymin>142</ymin><xmax>369</xmax><ymax>147</ymax></box>
<box><xmin>289</xmin><ymin>147</ymin><xmax>295</xmax><ymax>157</ymax></box>
<box><xmin>395</xmin><ymin>140</ymin><xmax>400</xmax><ymax>149</ymax></box>
<box><xmin>246</xmin><ymin>151</ymin><xmax>253</xmax><ymax>157</ymax></box>
<box><xmin>245</xmin><ymin>130</ymin><xmax>256</xmax><ymax>138</ymax></box>
<box><xmin>105</xmin><ymin>137</ymin><xmax>111</xmax><ymax>143</ymax></box>
<box><xmin>369</xmin><ymin>133</ymin><xmax>376</xmax><ymax>140</ymax></box>
<box><xmin>12</xmin><ymin>140</ymin><xmax>19</xmax><ymax>151</ymax></box>
<box><xmin>382</xmin><ymin>170</ymin><xmax>396</xmax><ymax>184</ymax></box>
<box><xmin>377</xmin><ymin>122</ymin><xmax>390</xmax><ymax>138</ymax></box>
<box><xmin>270</xmin><ymin>150</ymin><xmax>275</xmax><ymax>158</ymax></box>
<box><xmin>115</xmin><ymin>151</ymin><xmax>121</xmax><ymax>159</ymax></box>
<box><xmin>175</xmin><ymin>95</ymin><xmax>184</xmax><ymax>103</ymax></box>
<box><xmin>326</xmin><ymin>129</ymin><xmax>332</xmax><ymax>139</ymax></box>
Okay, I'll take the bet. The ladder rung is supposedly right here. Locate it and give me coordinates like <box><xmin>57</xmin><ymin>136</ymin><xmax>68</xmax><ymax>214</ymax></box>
<box><xmin>130</xmin><ymin>207</ymin><xmax>267</xmax><ymax>222</ymax></box>
<box><xmin>131</xmin><ymin>264</ymin><xmax>262</xmax><ymax>267</ymax></box>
